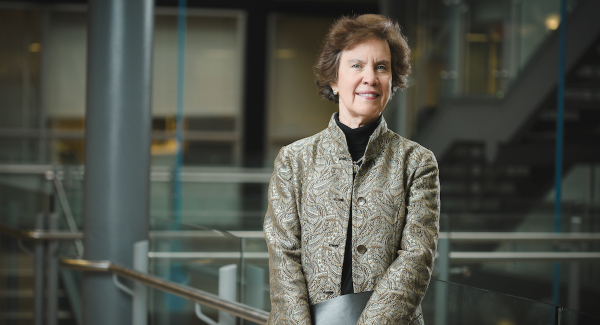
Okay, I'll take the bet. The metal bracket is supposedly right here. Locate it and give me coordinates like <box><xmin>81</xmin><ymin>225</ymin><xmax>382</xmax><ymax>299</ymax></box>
<box><xmin>195</xmin><ymin>303</ymin><xmax>218</xmax><ymax>325</ymax></box>
<box><xmin>112</xmin><ymin>273</ymin><xmax>134</xmax><ymax>296</ymax></box>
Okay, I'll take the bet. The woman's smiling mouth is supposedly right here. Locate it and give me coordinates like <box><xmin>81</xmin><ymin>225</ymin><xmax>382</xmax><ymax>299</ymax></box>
<box><xmin>357</xmin><ymin>91</ymin><xmax>379</xmax><ymax>99</ymax></box>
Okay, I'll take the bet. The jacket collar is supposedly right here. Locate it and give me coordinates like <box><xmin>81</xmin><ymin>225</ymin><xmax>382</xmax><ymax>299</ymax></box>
<box><xmin>325</xmin><ymin>113</ymin><xmax>389</xmax><ymax>161</ymax></box>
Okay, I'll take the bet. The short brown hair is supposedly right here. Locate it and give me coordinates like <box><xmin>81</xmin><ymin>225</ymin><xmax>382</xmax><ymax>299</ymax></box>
<box><xmin>314</xmin><ymin>14</ymin><xmax>411</xmax><ymax>103</ymax></box>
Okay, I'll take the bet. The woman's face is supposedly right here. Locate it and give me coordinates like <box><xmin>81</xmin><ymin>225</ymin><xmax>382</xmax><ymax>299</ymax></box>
<box><xmin>330</xmin><ymin>38</ymin><xmax>392</xmax><ymax>128</ymax></box>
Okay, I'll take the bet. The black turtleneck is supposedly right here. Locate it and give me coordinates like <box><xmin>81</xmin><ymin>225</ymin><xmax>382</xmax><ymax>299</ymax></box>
<box><xmin>334</xmin><ymin>113</ymin><xmax>382</xmax><ymax>295</ymax></box>
<box><xmin>334</xmin><ymin>113</ymin><xmax>382</xmax><ymax>162</ymax></box>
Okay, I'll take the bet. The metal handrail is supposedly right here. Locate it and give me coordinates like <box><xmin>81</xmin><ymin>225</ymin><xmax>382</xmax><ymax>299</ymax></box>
<box><xmin>4</xmin><ymin>225</ymin><xmax>600</xmax><ymax>243</ymax></box>
<box><xmin>60</xmin><ymin>258</ymin><xmax>269</xmax><ymax>324</ymax></box>
<box><xmin>438</xmin><ymin>232</ymin><xmax>600</xmax><ymax>242</ymax></box>
<box><xmin>3</xmin><ymin>224</ymin><xmax>600</xmax><ymax>263</ymax></box>
<box><xmin>0</xmin><ymin>164</ymin><xmax>273</xmax><ymax>183</ymax></box>
<box><xmin>0</xmin><ymin>224</ymin><xmax>83</xmax><ymax>240</ymax></box>
<box><xmin>449</xmin><ymin>252</ymin><xmax>600</xmax><ymax>262</ymax></box>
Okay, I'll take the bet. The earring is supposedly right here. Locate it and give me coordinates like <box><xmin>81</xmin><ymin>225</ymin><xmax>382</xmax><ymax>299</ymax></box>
<box><xmin>333</xmin><ymin>89</ymin><xmax>338</xmax><ymax>95</ymax></box>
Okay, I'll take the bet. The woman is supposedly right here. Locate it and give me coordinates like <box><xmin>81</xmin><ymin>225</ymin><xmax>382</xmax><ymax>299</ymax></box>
<box><xmin>264</xmin><ymin>14</ymin><xmax>440</xmax><ymax>325</ymax></box>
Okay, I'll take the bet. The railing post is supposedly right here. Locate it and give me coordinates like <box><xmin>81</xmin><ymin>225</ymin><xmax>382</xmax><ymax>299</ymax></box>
<box><xmin>34</xmin><ymin>213</ymin><xmax>45</xmax><ymax>325</ymax></box>
<box><xmin>195</xmin><ymin>264</ymin><xmax>238</xmax><ymax>325</ymax></box>
<box><xmin>553</xmin><ymin>305</ymin><xmax>561</xmax><ymax>325</ymax></box>
<box><xmin>132</xmin><ymin>240</ymin><xmax>149</xmax><ymax>325</ymax></box>
<box><xmin>219</xmin><ymin>264</ymin><xmax>238</xmax><ymax>325</ymax></box>
<box><xmin>567</xmin><ymin>216</ymin><xmax>581</xmax><ymax>324</ymax></box>
<box><xmin>243</xmin><ymin>264</ymin><xmax>265</xmax><ymax>325</ymax></box>
<box><xmin>46</xmin><ymin>213</ymin><xmax>59</xmax><ymax>325</ymax></box>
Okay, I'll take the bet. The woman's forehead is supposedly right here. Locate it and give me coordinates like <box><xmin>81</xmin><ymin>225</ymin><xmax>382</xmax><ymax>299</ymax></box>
<box><xmin>340</xmin><ymin>38</ymin><xmax>391</xmax><ymax>60</ymax></box>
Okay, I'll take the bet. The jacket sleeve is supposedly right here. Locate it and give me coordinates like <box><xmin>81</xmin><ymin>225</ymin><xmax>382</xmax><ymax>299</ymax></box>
<box><xmin>357</xmin><ymin>149</ymin><xmax>440</xmax><ymax>324</ymax></box>
<box><xmin>263</xmin><ymin>147</ymin><xmax>311</xmax><ymax>325</ymax></box>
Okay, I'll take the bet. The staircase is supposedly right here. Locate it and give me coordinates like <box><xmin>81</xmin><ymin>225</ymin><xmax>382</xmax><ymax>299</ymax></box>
<box><xmin>416</xmin><ymin>0</ymin><xmax>600</xmax><ymax>218</ymax></box>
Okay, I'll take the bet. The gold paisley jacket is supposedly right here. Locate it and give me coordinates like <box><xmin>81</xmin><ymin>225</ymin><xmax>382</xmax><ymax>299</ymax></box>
<box><xmin>263</xmin><ymin>114</ymin><xmax>440</xmax><ymax>324</ymax></box>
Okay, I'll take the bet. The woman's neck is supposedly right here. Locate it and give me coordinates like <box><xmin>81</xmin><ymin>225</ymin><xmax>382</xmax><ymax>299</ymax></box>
<box><xmin>335</xmin><ymin>113</ymin><xmax>381</xmax><ymax>161</ymax></box>
<box><xmin>338</xmin><ymin>111</ymin><xmax>381</xmax><ymax>129</ymax></box>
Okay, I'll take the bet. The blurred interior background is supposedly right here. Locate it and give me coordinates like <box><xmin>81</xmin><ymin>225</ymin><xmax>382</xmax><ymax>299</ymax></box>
<box><xmin>0</xmin><ymin>0</ymin><xmax>599</xmax><ymax>324</ymax></box>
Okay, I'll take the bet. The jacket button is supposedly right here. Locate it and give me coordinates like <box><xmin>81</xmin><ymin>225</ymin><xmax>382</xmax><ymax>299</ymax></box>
<box><xmin>357</xmin><ymin>197</ymin><xmax>366</xmax><ymax>205</ymax></box>
<box><xmin>357</xmin><ymin>245</ymin><xmax>367</xmax><ymax>254</ymax></box>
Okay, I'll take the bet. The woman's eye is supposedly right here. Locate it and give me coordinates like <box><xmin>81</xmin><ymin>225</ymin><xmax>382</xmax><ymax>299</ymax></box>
<box><xmin>377</xmin><ymin>65</ymin><xmax>388</xmax><ymax>71</ymax></box>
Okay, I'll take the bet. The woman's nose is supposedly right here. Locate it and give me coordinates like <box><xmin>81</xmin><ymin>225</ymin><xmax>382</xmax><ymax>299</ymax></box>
<box><xmin>362</xmin><ymin>69</ymin><xmax>378</xmax><ymax>85</ymax></box>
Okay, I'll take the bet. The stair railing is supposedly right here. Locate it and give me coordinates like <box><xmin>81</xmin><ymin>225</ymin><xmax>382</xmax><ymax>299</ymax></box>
<box><xmin>59</xmin><ymin>258</ymin><xmax>269</xmax><ymax>324</ymax></box>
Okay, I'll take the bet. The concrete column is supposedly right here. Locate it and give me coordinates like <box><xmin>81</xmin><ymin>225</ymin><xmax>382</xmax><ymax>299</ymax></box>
<box><xmin>82</xmin><ymin>0</ymin><xmax>154</xmax><ymax>324</ymax></box>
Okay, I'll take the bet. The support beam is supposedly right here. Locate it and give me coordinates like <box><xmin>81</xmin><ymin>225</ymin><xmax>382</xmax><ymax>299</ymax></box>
<box><xmin>83</xmin><ymin>0</ymin><xmax>154</xmax><ymax>324</ymax></box>
<box><xmin>240</xmin><ymin>1</ymin><xmax>269</xmax><ymax>229</ymax></box>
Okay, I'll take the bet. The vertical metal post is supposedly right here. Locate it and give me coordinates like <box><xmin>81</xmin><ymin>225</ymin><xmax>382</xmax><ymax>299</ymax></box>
<box><xmin>132</xmin><ymin>240</ymin><xmax>149</xmax><ymax>325</ymax></box>
<box><xmin>502</xmin><ymin>0</ymin><xmax>521</xmax><ymax>89</ymax></box>
<box><xmin>586</xmin><ymin>165</ymin><xmax>595</xmax><ymax>232</ymax></box>
<box><xmin>83</xmin><ymin>0</ymin><xmax>154</xmax><ymax>324</ymax></box>
<box><xmin>34</xmin><ymin>213</ymin><xmax>45</xmax><ymax>325</ymax></box>
<box><xmin>567</xmin><ymin>216</ymin><xmax>581</xmax><ymax>324</ymax></box>
<box><xmin>219</xmin><ymin>264</ymin><xmax>238</xmax><ymax>325</ymax></box>
<box><xmin>38</xmin><ymin>9</ymin><xmax>50</xmax><ymax>163</ymax></box>
<box><xmin>7</xmin><ymin>202</ymin><xmax>19</xmax><ymax>324</ymax></box>
<box><xmin>173</xmin><ymin>0</ymin><xmax>187</xmax><ymax>229</ymax></box>
<box><xmin>46</xmin><ymin>213</ymin><xmax>59</xmax><ymax>325</ymax></box>
<box><xmin>553</xmin><ymin>0</ymin><xmax>568</xmax><ymax>307</ymax></box>
<box><xmin>446</xmin><ymin>0</ymin><xmax>465</xmax><ymax>96</ymax></box>
<box><xmin>553</xmin><ymin>305</ymin><xmax>561</xmax><ymax>325</ymax></box>
<box><xmin>195</xmin><ymin>264</ymin><xmax>238</xmax><ymax>325</ymax></box>
<box><xmin>244</xmin><ymin>264</ymin><xmax>266</xmax><ymax>325</ymax></box>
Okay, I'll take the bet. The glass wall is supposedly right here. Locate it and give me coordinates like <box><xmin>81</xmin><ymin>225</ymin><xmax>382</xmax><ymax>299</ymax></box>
<box><xmin>0</xmin><ymin>4</ymin><xmax>249</xmax><ymax>229</ymax></box>
<box><xmin>404</xmin><ymin>0</ymin><xmax>579</xmax><ymax>137</ymax></box>
<box><xmin>0</xmin><ymin>6</ymin><xmax>244</xmax><ymax>166</ymax></box>
<box><xmin>266</xmin><ymin>14</ymin><xmax>337</xmax><ymax>162</ymax></box>
<box><xmin>0</xmin><ymin>8</ymin><xmax>43</xmax><ymax>164</ymax></box>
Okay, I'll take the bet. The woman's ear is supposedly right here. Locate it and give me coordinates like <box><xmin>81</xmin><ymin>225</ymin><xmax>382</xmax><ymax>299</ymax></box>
<box><xmin>330</xmin><ymin>82</ymin><xmax>338</xmax><ymax>95</ymax></box>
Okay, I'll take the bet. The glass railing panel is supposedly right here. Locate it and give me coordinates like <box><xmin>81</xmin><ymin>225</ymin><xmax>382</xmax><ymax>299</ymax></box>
<box><xmin>441</xmin><ymin>208</ymin><xmax>600</xmax><ymax>317</ymax></box>
<box><xmin>149</xmin><ymin>221</ymin><xmax>243</xmax><ymax>325</ymax></box>
<box><xmin>0</xmin><ymin>165</ymin><xmax>272</xmax><ymax>232</ymax></box>
<box><xmin>422</xmin><ymin>279</ymin><xmax>557</xmax><ymax>324</ymax></box>
<box><xmin>150</xmin><ymin>180</ymin><xmax>269</xmax><ymax>231</ymax></box>
<box><xmin>150</xmin><ymin>166</ymin><xmax>271</xmax><ymax>231</ymax></box>
<box><xmin>0</xmin><ymin>166</ymin><xmax>84</xmax><ymax>230</ymax></box>
<box><xmin>239</xmin><ymin>235</ymin><xmax>271</xmax><ymax>321</ymax></box>
<box><xmin>0</xmin><ymin>181</ymin><xmax>47</xmax><ymax>229</ymax></box>
<box><xmin>560</xmin><ymin>307</ymin><xmax>600</xmax><ymax>325</ymax></box>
